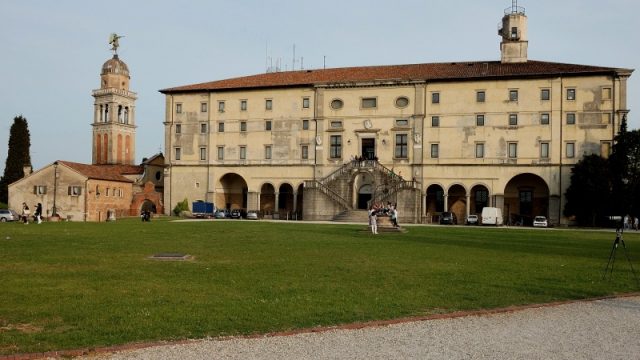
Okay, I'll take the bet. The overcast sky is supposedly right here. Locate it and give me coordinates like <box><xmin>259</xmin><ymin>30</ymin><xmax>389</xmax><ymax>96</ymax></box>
<box><xmin>1</xmin><ymin>0</ymin><xmax>638</xmax><ymax>173</ymax></box>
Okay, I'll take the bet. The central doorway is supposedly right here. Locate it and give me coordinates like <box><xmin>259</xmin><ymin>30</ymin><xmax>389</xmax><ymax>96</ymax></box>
<box><xmin>362</xmin><ymin>138</ymin><xmax>375</xmax><ymax>160</ymax></box>
<box><xmin>358</xmin><ymin>184</ymin><xmax>373</xmax><ymax>209</ymax></box>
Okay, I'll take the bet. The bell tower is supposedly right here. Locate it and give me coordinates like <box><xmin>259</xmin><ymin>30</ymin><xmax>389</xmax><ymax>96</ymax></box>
<box><xmin>92</xmin><ymin>34</ymin><xmax>137</xmax><ymax>165</ymax></box>
<box><xmin>499</xmin><ymin>0</ymin><xmax>528</xmax><ymax>63</ymax></box>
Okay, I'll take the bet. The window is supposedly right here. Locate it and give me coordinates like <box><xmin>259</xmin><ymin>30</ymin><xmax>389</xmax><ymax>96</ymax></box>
<box><xmin>302</xmin><ymin>97</ymin><xmax>310</xmax><ymax>109</ymax></box>
<box><xmin>395</xmin><ymin>119</ymin><xmax>409</xmax><ymax>127</ymax></box>
<box><xmin>34</xmin><ymin>185</ymin><xmax>47</xmax><ymax>195</ymax></box>
<box><xmin>476</xmin><ymin>91</ymin><xmax>486</xmax><ymax>103</ymax></box>
<box><xmin>176</xmin><ymin>103</ymin><xmax>182</xmax><ymax>114</ymax></box>
<box><xmin>510</xmin><ymin>26</ymin><xmax>518</xmax><ymax>39</ymax></box>
<box><xmin>330</xmin><ymin>121</ymin><xmax>343</xmax><ymax>128</ymax></box>
<box><xmin>541</xmin><ymin>89</ymin><xmax>550</xmax><ymax>101</ymax></box>
<box><xmin>265</xmin><ymin>145</ymin><xmax>272</xmax><ymax>159</ymax></box>
<box><xmin>218</xmin><ymin>122</ymin><xmax>225</xmax><ymax>132</ymax></box>
<box><xmin>362</xmin><ymin>97</ymin><xmax>377</xmax><ymax>108</ymax></box>
<box><xmin>200</xmin><ymin>123</ymin><xmax>207</xmax><ymax>133</ymax></box>
<box><xmin>509</xmin><ymin>90</ymin><xmax>518</xmax><ymax>101</ymax></box>
<box><xmin>175</xmin><ymin>124</ymin><xmax>181</xmax><ymax>134</ymax></box>
<box><xmin>509</xmin><ymin>114</ymin><xmax>518</xmax><ymax>126</ymax></box>
<box><xmin>567</xmin><ymin>88</ymin><xmax>576</xmax><ymax>100</ymax></box>
<box><xmin>476</xmin><ymin>114</ymin><xmax>485</xmax><ymax>126</ymax></box>
<box><xmin>302</xmin><ymin>119</ymin><xmax>309</xmax><ymax>130</ymax></box>
<box><xmin>265</xmin><ymin>99</ymin><xmax>273</xmax><ymax>110</ymax></box>
<box><xmin>431</xmin><ymin>116</ymin><xmax>440</xmax><ymax>127</ymax></box>
<box><xmin>395</xmin><ymin>134</ymin><xmax>408</xmax><ymax>158</ymax></box>
<box><xmin>175</xmin><ymin>147</ymin><xmax>181</xmax><ymax>160</ymax></box>
<box><xmin>240</xmin><ymin>121</ymin><xmax>247</xmax><ymax>132</ymax></box>
<box><xmin>602</xmin><ymin>87</ymin><xmax>612</xmax><ymax>100</ymax></box>
<box><xmin>218</xmin><ymin>101</ymin><xmax>225</xmax><ymax>112</ymax></box>
<box><xmin>430</xmin><ymin>144</ymin><xmax>439</xmax><ymax>158</ymax></box>
<box><xmin>265</xmin><ymin>120</ymin><xmax>272</xmax><ymax>131</ymax></box>
<box><xmin>330</xmin><ymin>135</ymin><xmax>342</xmax><ymax>158</ymax></box>
<box><xmin>201</xmin><ymin>102</ymin><xmax>208</xmax><ymax>113</ymax></box>
<box><xmin>566</xmin><ymin>142</ymin><xmax>575</xmax><ymax>158</ymax></box>
<box><xmin>240</xmin><ymin>146</ymin><xmax>246</xmax><ymax>160</ymax></box>
<box><xmin>68</xmin><ymin>186</ymin><xmax>82</xmax><ymax>196</ymax></box>
<box><xmin>475</xmin><ymin>143</ymin><xmax>485</xmax><ymax>158</ymax></box>
<box><xmin>431</xmin><ymin>92</ymin><xmax>440</xmax><ymax>104</ymax></box>
<box><xmin>217</xmin><ymin>146</ymin><xmax>224</xmax><ymax>160</ymax></box>
<box><xmin>301</xmin><ymin>145</ymin><xmax>309</xmax><ymax>159</ymax></box>
<box><xmin>395</xmin><ymin>97</ymin><xmax>409</xmax><ymax>108</ymax></box>
<box><xmin>331</xmin><ymin>99</ymin><xmax>344</xmax><ymax>110</ymax></box>
<box><xmin>601</xmin><ymin>141</ymin><xmax>612</xmax><ymax>158</ymax></box>
<box><xmin>200</xmin><ymin>147</ymin><xmax>207</xmax><ymax>161</ymax></box>
<box><xmin>540</xmin><ymin>113</ymin><xmax>550</xmax><ymax>125</ymax></box>
<box><xmin>566</xmin><ymin>113</ymin><xmax>576</xmax><ymax>125</ymax></box>
<box><xmin>508</xmin><ymin>143</ymin><xmax>518</xmax><ymax>158</ymax></box>
<box><xmin>240</xmin><ymin>100</ymin><xmax>247</xmax><ymax>111</ymax></box>
<box><xmin>540</xmin><ymin>142</ymin><xmax>550</xmax><ymax>158</ymax></box>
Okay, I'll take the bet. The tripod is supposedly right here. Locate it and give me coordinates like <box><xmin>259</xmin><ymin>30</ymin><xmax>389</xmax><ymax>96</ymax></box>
<box><xmin>602</xmin><ymin>228</ymin><xmax>640</xmax><ymax>287</ymax></box>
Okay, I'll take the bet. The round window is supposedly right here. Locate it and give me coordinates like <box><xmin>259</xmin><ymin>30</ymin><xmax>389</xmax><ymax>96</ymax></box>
<box><xmin>395</xmin><ymin>97</ymin><xmax>409</xmax><ymax>108</ymax></box>
<box><xmin>330</xmin><ymin>99</ymin><xmax>344</xmax><ymax>110</ymax></box>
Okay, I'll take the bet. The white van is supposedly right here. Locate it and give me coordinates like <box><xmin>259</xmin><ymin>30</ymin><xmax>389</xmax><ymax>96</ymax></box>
<box><xmin>481</xmin><ymin>207</ymin><xmax>503</xmax><ymax>226</ymax></box>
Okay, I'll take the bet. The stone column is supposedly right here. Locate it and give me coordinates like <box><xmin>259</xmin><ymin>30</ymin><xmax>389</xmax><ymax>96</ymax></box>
<box><xmin>293</xmin><ymin>191</ymin><xmax>298</xmax><ymax>213</ymax></box>
<box><xmin>466</xmin><ymin>194</ymin><xmax>471</xmax><ymax>219</ymax></box>
<box><xmin>444</xmin><ymin>194</ymin><xmax>448</xmax><ymax>212</ymax></box>
<box><xmin>274</xmin><ymin>191</ymin><xmax>280</xmax><ymax>218</ymax></box>
<box><xmin>256</xmin><ymin>192</ymin><xmax>261</xmax><ymax>211</ymax></box>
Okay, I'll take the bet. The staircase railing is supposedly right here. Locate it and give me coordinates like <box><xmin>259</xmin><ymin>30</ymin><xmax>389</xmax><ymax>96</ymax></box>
<box><xmin>304</xmin><ymin>180</ymin><xmax>350</xmax><ymax>209</ymax></box>
<box><xmin>367</xmin><ymin>180</ymin><xmax>418</xmax><ymax>209</ymax></box>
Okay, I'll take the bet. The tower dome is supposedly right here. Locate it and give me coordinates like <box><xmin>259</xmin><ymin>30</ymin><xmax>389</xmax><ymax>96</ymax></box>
<box><xmin>101</xmin><ymin>54</ymin><xmax>130</xmax><ymax>77</ymax></box>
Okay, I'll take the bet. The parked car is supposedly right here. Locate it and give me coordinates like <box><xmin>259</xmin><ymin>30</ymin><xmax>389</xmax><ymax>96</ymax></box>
<box><xmin>533</xmin><ymin>216</ymin><xmax>548</xmax><ymax>228</ymax></box>
<box><xmin>246</xmin><ymin>210</ymin><xmax>259</xmax><ymax>220</ymax></box>
<box><xmin>440</xmin><ymin>212</ymin><xmax>457</xmax><ymax>225</ymax></box>
<box><xmin>0</xmin><ymin>209</ymin><xmax>19</xmax><ymax>222</ymax></box>
<box><xmin>214</xmin><ymin>209</ymin><xmax>228</xmax><ymax>219</ymax></box>
<box><xmin>465</xmin><ymin>214</ymin><xmax>479</xmax><ymax>225</ymax></box>
<box><xmin>230</xmin><ymin>209</ymin><xmax>242</xmax><ymax>219</ymax></box>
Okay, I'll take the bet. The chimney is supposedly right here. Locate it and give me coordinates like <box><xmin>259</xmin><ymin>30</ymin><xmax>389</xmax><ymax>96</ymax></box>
<box><xmin>23</xmin><ymin>165</ymin><xmax>32</xmax><ymax>177</ymax></box>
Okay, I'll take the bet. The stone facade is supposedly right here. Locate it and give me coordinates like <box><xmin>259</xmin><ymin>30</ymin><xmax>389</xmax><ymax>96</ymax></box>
<box><xmin>160</xmin><ymin>5</ymin><xmax>632</xmax><ymax>225</ymax></box>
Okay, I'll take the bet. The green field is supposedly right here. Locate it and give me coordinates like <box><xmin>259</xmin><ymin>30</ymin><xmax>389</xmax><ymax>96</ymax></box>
<box><xmin>1</xmin><ymin>218</ymin><xmax>638</xmax><ymax>355</ymax></box>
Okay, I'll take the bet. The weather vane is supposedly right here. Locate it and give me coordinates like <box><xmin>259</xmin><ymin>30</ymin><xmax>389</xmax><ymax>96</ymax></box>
<box><xmin>108</xmin><ymin>33</ymin><xmax>124</xmax><ymax>54</ymax></box>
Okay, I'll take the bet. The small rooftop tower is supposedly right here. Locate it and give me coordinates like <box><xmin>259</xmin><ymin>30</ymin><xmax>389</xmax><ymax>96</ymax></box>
<box><xmin>499</xmin><ymin>0</ymin><xmax>528</xmax><ymax>63</ymax></box>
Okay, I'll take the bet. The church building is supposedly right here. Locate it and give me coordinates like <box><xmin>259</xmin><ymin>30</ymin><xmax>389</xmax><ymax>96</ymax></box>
<box><xmin>160</xmin><ymin>3</ymin><xmax>632</xmax><ymax>225</ymax></box>
<box><xmin>8</xmin><ymin>39</ymin><xmax>164</xmax><ymax>221</ymax></box>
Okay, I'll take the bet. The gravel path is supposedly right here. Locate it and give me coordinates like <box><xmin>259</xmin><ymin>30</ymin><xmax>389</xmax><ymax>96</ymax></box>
<box><xmin>78</xmin><ymin>296</ymin><xmax>640</xmax><ymax>360</ymax></box>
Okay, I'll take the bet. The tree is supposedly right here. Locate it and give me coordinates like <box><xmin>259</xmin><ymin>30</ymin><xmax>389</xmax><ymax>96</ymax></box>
<box><xmin>0</xmin><ymin>115</ymin><xmax>32</xmax><ymax>203</ymax></box>
<box><xmin>609</xmin><ymin>114</ymin><xmax>640</xmax><ymax>216</ymax></box>
<box><xmin>564</xmin><ymin>155</ymin><xmax>612</xmax><ymax>226</ymax></box>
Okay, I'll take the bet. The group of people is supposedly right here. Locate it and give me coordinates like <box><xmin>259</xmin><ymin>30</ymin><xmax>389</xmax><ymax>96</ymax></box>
<box><xmin>21</xmin><ymin>202</ymin><xmax>43</xmax><ymax>224</ymax></box>
<box><xmin>368</xmin><ymin>202</ymin><xmax>399</xmax><ymax>234</ymax></box>
<box><xmin>622</xmin><ymin>214</ymin><xmax>639</xmax><ymax>230</ymax></box>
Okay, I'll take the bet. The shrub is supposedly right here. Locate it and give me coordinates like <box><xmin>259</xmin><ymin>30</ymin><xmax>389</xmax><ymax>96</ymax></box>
<box><xmin>173</xmin><ymin>198</ymin><xmax>189</xmax><ymax>216</ymax></box>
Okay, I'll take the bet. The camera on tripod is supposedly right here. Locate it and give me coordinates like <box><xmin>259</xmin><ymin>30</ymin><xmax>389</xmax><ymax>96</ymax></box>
<box><xmin>603</xmin><ymin>216</ymin><xmax>639</xmax><ymax>287</ymax></box>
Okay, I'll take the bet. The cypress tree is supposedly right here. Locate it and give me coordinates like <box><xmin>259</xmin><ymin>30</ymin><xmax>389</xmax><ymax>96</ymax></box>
<box><xmin>0</xmin><ymin>115</ymin><xmax>32</xmax><ymax>204</ymax></box>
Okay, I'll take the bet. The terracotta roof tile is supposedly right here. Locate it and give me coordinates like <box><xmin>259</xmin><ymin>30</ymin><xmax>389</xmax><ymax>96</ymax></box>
<box><xmin>160</xmin><ymin>60</ymin><xmax>632</xmax><ymax>93</ymax></box>
<box><xmin>58</xmin><ymin>161</ymin><xmax>142</xmax><ymax>182</ymax></box>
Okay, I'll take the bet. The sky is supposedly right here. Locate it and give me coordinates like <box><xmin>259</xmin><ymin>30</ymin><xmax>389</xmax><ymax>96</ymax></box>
<box><xmin>1</xmin><ymin>0</ymin><xmax>638</xmax><ymax>174</ymax></box>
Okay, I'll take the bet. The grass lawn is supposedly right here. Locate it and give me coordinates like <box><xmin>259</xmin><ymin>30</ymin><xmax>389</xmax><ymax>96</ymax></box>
<box><xmin>0</xmin><ymin>218</ymin><xmax>638</xmax><ymax>355</ymax></box>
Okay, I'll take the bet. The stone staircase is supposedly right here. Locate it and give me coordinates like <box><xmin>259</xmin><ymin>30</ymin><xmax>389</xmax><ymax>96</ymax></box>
<box><xmin>333</xmin><ymin>209</ymin><xmax>369</xmax><ymax>223</ymax></box>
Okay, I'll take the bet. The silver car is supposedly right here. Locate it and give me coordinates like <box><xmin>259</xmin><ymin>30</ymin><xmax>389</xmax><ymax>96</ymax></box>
<box><xmin>246</xmin><ymin>211</ymin><xmax>259</xmax><ymax>220</ymax></box>
<box><xmin>0</xmin><ymin>209</ymin><xmax>19</xmax><ymax>222</ymax></box>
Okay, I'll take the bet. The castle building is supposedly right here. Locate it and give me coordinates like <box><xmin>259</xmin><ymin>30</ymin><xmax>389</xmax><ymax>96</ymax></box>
<box><xmin>8</xmin><ymin>40</ymin><xmax>164</xmax><ymax>221</ymax></box>
<box><xmin>160</xmin><ymin>4</ymin><xmax>632</xmax><ymax>225</ymax></box>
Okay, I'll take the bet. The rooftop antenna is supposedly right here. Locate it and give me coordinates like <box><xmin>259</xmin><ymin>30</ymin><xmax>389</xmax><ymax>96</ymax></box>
<box><xmin>323</xmin><ymin>56</ymin><xmax>326</xmax><ymax>69</ymax></box>
<box><xmin>292</xmin><ymin>44</ymin><xmax>296</xmax><ymax>71</ymax></box>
